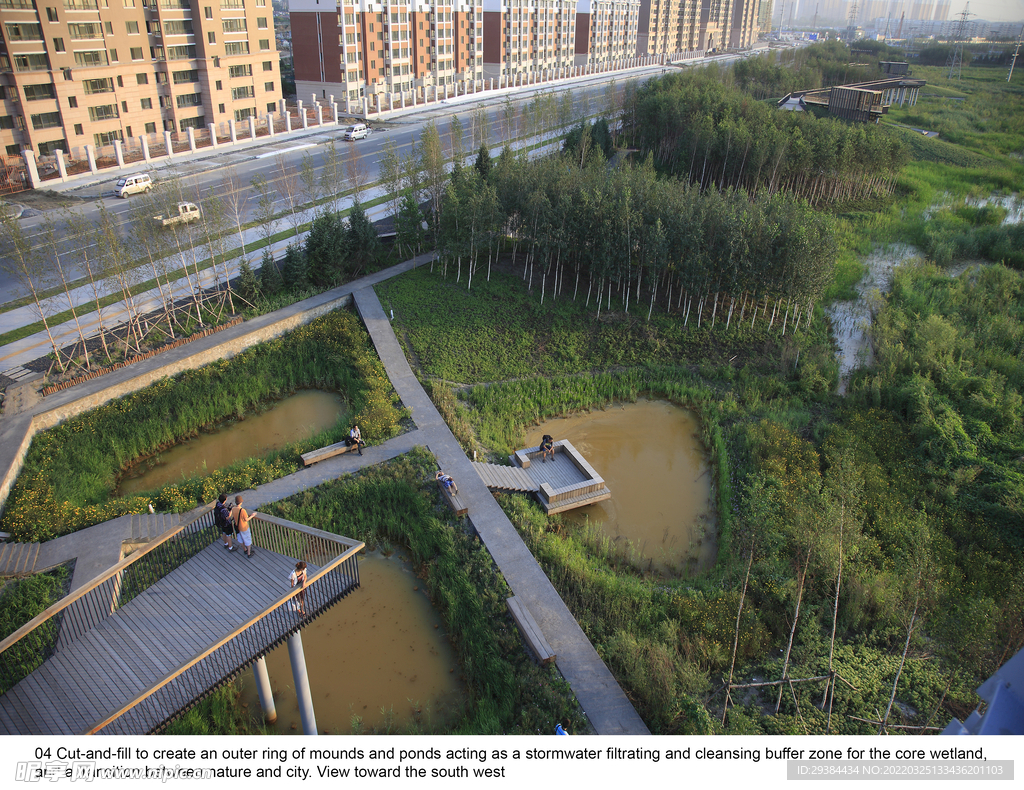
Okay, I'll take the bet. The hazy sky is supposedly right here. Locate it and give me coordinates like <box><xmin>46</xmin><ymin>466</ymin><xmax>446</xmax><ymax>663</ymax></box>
<box><xmin>956</xmin><ymin>1</ymin><xmax>1024</xmax><ymax>22</ymax></box>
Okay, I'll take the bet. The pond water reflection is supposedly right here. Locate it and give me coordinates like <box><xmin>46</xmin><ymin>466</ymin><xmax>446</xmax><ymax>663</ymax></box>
<box><xmin>525</xmin><ymin>399</ymin><xmax>716</xmax><ymax>575</ymax></box>
<box><xmin>118</xmin><ymin>390</ymin><xmax>346</xmax><ymax>495</ymax></box>
<box><xmin>240</xmin><ymin>551</ymin><xmax>467</xmax><ymax>734</ymax></box>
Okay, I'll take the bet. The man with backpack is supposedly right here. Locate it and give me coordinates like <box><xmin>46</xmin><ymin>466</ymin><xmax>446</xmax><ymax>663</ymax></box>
<box><xmin>215</xmin><ymin>493</ymin><xmax>235</xmax><ymax>551</ymax></box>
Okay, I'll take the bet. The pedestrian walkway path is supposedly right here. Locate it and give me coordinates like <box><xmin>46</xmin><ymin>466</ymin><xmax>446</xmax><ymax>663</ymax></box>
<box><xmin>0</xmin><ymin>255</ymin><xmax>649</xmax><ymax>735</ymax></box>
<box><xmin>351</xmin><ymin>286</ymin><xmax>649</xmax><ymax>735</ymax></box>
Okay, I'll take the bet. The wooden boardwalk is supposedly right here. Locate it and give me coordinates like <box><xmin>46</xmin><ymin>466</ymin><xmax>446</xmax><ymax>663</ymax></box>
<box><xmin>473</xmin><ymin>463</ymin><xmax>538</xmax><ymax>493</ymax></box>
<box><xmin>0</xmin><ymin>543</ymin><xmax>315</xmax><ymax>735</ymax></box>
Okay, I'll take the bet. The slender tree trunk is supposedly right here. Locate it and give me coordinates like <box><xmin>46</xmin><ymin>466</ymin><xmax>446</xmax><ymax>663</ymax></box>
<box><xmin>723</xmin><ymin>545</ymin><xmax>755</xmax><ymax>726</ymax></box>
<box><xmin>776</xmin><ymin>550</ymin><xmax>811</xmax><ymax>714</ymax></box>
<box><xmin>880</xmin><ymin>595</ymin><xmax>920</xmax><ymax>734</ymax></box>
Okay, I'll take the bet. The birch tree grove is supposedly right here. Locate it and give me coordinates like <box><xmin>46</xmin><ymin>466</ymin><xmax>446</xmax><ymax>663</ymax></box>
<box><xmin>436</xmin><ymin>142</ymin><xmax>837</xmax><ymax>330</ymax></box>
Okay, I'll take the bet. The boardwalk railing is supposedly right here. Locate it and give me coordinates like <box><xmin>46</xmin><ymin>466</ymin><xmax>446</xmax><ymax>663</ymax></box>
<box><xmin>84</xmin><ymin>513</ymin><xmax>362</xmax><ymax>735</ymax></box>
<box><xmin>0</xmin><ymin>507</ymin><xmax>218</xmax><ymax>696</ymax></box>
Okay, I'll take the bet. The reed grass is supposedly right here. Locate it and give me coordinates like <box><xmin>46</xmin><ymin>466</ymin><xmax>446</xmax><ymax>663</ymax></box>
<box><xmin>2</xmin><ymin>311</ymin><xmax>406</xmax><ymax>541</ymax></box>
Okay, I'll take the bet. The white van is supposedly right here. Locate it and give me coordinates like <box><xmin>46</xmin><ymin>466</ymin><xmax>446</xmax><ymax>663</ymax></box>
<box><xmin>113</xmin><ymin>173</ymin><xmax>152</xmax><ymax>198</ymax></box>
<box><xmin>343</xmin><ymin>123</ymin><xmax>370</xmax><ymax>141</ymax></box>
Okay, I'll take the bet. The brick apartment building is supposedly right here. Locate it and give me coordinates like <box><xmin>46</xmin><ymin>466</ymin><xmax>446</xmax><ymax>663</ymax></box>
<box><xmin>0</xmin><ymin>0</ymin><xmax>282</xmax><ymax>159</ymax></box>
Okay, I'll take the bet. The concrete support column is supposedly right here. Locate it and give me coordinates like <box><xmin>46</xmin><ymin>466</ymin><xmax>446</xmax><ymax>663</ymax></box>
<box><xmin>285</xmin><ymin>112</ymin><xmax>292</xmax><ymax>132</ymax></box>
<box><xmin>229</xmin><ymin>119</ymin><xmax>237</xmax><ymax>143</ymax></box>
<box><xmin>387</xmin><ymin>93</ymin><xmax>393</xmax><ymax>112</ymax></box>
<box><xmin>345</xmin><ymin>95</ymin><xmax>352</xmax><ymax>114</ymax></box>
<box><xmin>253</xmin><ymin>656</ymin><xmax>277</xmax><ymax>724</ymax></box>
<box><xmin>85</xmin><ymin>144</ymin><xmax>97</xmax><ymax>172</ymax></box>
<box><xmin>279</xmin><ymin>98</ymin><xmax>287</xmax><ymax>117</ymax></box>
<box><xmin>210</xmin><ymin>122</ymin><xmax>220</xmax><ymax>146</ymax></box>
<box><xmin>301</xmin><ymin>108</ymin><xmax>308</xmax><ymax>129</ymax></box>
<box><xmin>297</xmin><ymin>99</ymin><xmax>303</xmax><ymax>117</ymax></box>
<box><xmin>164</xmin><ymin>130</ymin><xmax>174</xmax><ymax>157</ymax></box>
<box><xmin>22</xmin><ymin>149</ymin><xmax>40</xmax><ymax>189</ymax></box>
<box><xmin>363</xmin><ymin>96</ymin><xmax>369</xmax><ymax>116</ymax></box>
<box><xmin>55</xmin><ymin>149</ymin><xmax>68</xmax><ymax>181</ymax></box>
<box><xmin>140</xmin><ymin>135</ymin><xmax>151</xmax><ymax>161</ymax></box>
<box><xmin>264</xmin><ymin>115</ymin><xmax>273</xmax><ymax>137</ymax></box>
<box><xmin>287</xmin><ymin>631</ymin><xmax>317</xmax><ymax>735</ymax></box>
<box><xmin>248</xmin><ymin>116</ymin><xmax>257</xmax><ymax>139</ymax></box>
<box><xmin>316</xmin><ymin>106</ymin><xmax>323</xmax><ymax>126</ymax></box>
<box><xmin>187</xmin><ymin>126</ymin><xmax>197</xmax><ymax>152</ymax></box>
<box><xmin>111</xmin><ymin>140</ymin><xmax>124</xmax><ymax>168</ymax></box>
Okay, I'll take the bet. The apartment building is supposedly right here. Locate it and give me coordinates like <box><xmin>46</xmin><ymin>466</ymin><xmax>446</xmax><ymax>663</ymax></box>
<box><xmin>636</xmin><ymin>0</ymin><xmax>700</xmax><ymax>56</ymax></box>
<box><xmin>292</xmin><ymin>1</ymin><xmax>483</xmax><ymax>111</ymax></box>
<box><xmin>481</xmin><ymin>0</ymin><xmax>577</xmax><ymax>82</ymax></box>
<box><xmin>0</xmin><ymin>0</ymin><xmax>282</xmax><ymax>159</ymax></box>
<box><xmin>575</xmin><ymin>0</ymin><xmax>640</xmax><ymax>68</ymax></box>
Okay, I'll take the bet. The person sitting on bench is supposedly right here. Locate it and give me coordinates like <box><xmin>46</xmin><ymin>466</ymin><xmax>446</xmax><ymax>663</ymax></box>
<box><xmin>435</xmin><ymin>470</ymin><xmax>458</xmax><ymax>495</ymax></box>
<box><xmin>345</xmin><ymin>423</ymin><xmax>365</xmax><ymax>456</ymax></box>
<box><xmin>540</xmin><ymin>435</ymin><xmax>555</xmax><ymax>462</ymax></box>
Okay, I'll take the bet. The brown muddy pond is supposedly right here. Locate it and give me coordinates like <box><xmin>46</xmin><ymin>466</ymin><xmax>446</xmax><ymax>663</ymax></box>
<box><xmin>118</xmin><ymin>390</ymin><xmax>346</xmax><ymax>495</ymax></box>
<box><xmin>239</xmin><ymin>551</ymin><xmax>467</xmax><ymax>734</ymax></box>
<box><xmin>525</xmin><ymin>399</ymin><xmax>716</xmax><ymax>575</ymax></box>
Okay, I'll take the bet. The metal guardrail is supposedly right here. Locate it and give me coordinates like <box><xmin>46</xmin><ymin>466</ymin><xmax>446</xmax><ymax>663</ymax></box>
<box><xmin>0</xmin><ymin>508</ymin><xmax>218</xmax><ymax>696</ymax></box>
<box><xmin>85</xmin><ymin>513</ymin><xmax>363</xmax><ymax>735</ymax></box>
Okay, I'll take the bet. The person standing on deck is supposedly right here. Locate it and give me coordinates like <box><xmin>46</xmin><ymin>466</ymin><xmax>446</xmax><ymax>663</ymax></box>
<box><xmin>215</xmin><ymin>493</ymin><xmax>235</xmax><ymax>551</ymax></box>
<box><xmin>231</xmin><ymin>494</ymin><xmax>255</xmax><ymax>558</ymax></box>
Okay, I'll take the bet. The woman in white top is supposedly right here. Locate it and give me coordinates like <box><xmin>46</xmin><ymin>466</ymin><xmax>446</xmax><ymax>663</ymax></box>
<box><xmin>290</xmin><ymin>561</ymin><xmax>308</xmax><ymax>616</ymax></box>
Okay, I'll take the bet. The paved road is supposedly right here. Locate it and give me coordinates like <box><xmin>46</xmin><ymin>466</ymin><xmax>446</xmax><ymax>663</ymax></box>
<box><xmin>1</xmin><ymin>65</ymin><xmax>674</xmax><ymax>305</ymax></box>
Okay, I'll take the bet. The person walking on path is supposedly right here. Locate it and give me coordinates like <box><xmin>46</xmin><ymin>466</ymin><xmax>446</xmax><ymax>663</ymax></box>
<box><xmin>290</xmin><ymin>561</ymin><xmax>308</xmax><ymax>616</ymax></box>
<box><xmin>231</xmin><ymin>494</ymin><xmax>255</xmax><ymax>558</ymax></box>
<box><xmin>215</xmin><ymin>493</ymin><xmax>235</xmax><ymax>551</ymax></box>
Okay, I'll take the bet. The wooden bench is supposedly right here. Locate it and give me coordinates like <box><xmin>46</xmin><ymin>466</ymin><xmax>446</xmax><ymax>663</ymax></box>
<box><xmin>300</xmin><ymin>441</ymin><xmax>360</xmax><ymax>467</ymax></box>
<box><xmin>437</xmin><ymin>479</ymin><xmax>468</xmax><ymax>516</ymax></box>
<box><xmin>506</xmin><ymin>596</ymin><xmax>556</xmax><ymax>666</ymax></box>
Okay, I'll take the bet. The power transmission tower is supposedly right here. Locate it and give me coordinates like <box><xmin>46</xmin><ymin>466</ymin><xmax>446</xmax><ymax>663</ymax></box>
<box><xmin>847</xmin><ymin>2</ymin><xmax>859</xmax><ymax>42</ymax></box>
<box><xmin>946</xmin><ymin>4</ymin><xmax>973</xmax><ymax>81</ymax></box>
<box><xmin>1010</xmin><ymin>25</ymin><xmax>1023</xmax><ymax>83</ymax></box>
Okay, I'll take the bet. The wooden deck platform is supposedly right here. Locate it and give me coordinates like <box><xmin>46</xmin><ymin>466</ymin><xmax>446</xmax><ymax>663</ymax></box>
<box><xmin>0</xmin><ymin>543</ymin><xmax>319</xmax><ymax>735</ymax></box>
<box><xmin>473</xmin><ymin>440</ymin><xmax>611</xmax><ymax>514</ymax></box>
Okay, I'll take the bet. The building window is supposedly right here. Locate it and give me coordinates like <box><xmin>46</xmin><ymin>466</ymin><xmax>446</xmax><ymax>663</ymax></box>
<box><xmin>130</xmin><ymin>47</ymin><xmax>143</xmax><ymax>60</ymax></box>
<box><xmin>205</xmin><ymin>6</ymin><xmax>212</xmax><ymax>19</ymax></box>
<box><xmin>46</xmin><ymin>7</ymin><xmax>59</xmax><ymax>22</ymax></box>
<box><xmin>53</xmin><ymin>37</ymin><xmax>66</xmax><ymax>52</ymax></box>
<box><xmin>108</xmin><ymin>49</ymin><xmax>118</xmax><ymax>62</ymax></box>
<box><xmin>257</xmin><ymin>17</ymin><xmax>267</xmax><ymax>29</ymax></box>
<box><xmin>121</xmin><ymin>100</ymin><xmax>128</xmax><ymax>112</ymax></box>
<box><xmin>234</xmin><ymin>107</ymin><xmax>255</xmax><ymax>121</ymax></box>
<box><xmin>6</xmin><ymin>23</ymin><xmax>43</xmax><ymax>41</ymax></box>
<box><xmin>264</xmin><ymin>81</ymin><xmax>274</xmax><ymax>92</ymax></box>
<box><xmin>31</xmin><ymin>112</ymin><xmax>63</xmax><ymax>130</ymax></box>
<box><xmin>224</xmin><ymin>41</ymin><xmax>249</xmax><ymax>55</ymax></box>
<box><xmin>87</xmin><ymin>104</ymin><xmax>118</xmax><ymax>121</ymax></box>
<box><xmin>73</xmin><ymin>51</ymin><xmax>106</xmax><ymax>67</ymax></box>
<box><xmin>68</xmin><ymin>95</ymin><xmax>78</xmax><ymax>107</ymax></box>
<box><xmin>172</xmin><ymin>69</ymin><xmax>199</xmax><ymax>83</ymax></box>
<box><xmin>126</xmin><ymin>20</ymin><xmax>139</xmax><ymax>34</ymax></box>
<box><xmin>164</xmin><ymin>20</ymin><xmax>194</xmax><ymax>35</ymax></box>
<box><xmin>259</xmin><ymin>39</ymin><xmax>269</xmax><ymax>51</ymax></box>
<box><xmin>218</xmin><ymin>102</ymin><xmax>225</xmax><ymax>113</ymax></box>
<box><xmin>24</xmin><ymin>84</ymin><xmax>57</xmax><ymax>101</ymax></box>
<box><xmin>231</xmin><ymin>85</ymin><xmax>253</xmax><ymax>100</ymax></box>
<box><xmin>67</xmin><ymin>22</ymin><xmax>102</xmax><ymax>39</ymax></box>
<box><xmin>15</xmin><ymin>54</ymin><xmax>51</xmax><ymax>71</ymax></box>
<box><xmin>104</xmin><ymin>21</ymin><xmax>112</xmax><ymax>35</ymax></box>
<box><xmin>262</xmin><ymin>60</ymin><xmax>272</xmax><ymax>71</ymax></box>
<box><xmin>179</xmin><ymin>116</ymin><xmax>205</xmax><ymax>132</ymax></box>
<box><xmin>208</xmin><ymin>32</ymin><xmax>216</xmax><ymax>44</ymax></box>
<box><xmin>93</xmin><ymin>130</ymin><xmax>123</xmax><ymax>147</ymax></box>
<box><xmin>167</xmin><ymin>45</ymin><xmax>197</xmax><ymax>60</ymax></box>
<box><xmin>215</xmin><ymin>79</ymin><xmax>222</xmax><ymax>90</ymax></box>
<box><xmin>74</xmin><ymin>123</ymin><xmax>83</xmax><ymax>134</ymax></box>
<box><xmin>228</xmin><ymin>64</ymin><xmax>251</xmax><ymax>77</ymax></box>
<box><xmin>38</xmin><ymin>139</ymin><xmax>68</xmax><ymax>157</ymax></box>
<box><xmin>136</xmin><ymin>73</ymin><xmax>148</xmax><ymax>85</ymax></box>
<box><xmin>141</xmin><ymin>97</ymin><xmax>152</xmax><ymax>109</ymax></box>
<box><xmin>267</xmin><ymin>101</ymin><xmax>274</xmax><ymax>112</ymax></box>
<box><xmin>0</xmin><ymin>116</ymin><xmax>14</xmax><ymax>130</ymax></box>
<box><xmin>150</xmin><ymin>47</ymin><xmax>164</xmax><ymax>60</ymax></box>
<box><xmin>145</xmin><ymin>121</ymin><xmax>156</xmax><ymax>133</ymax></box>
<box><xmin>176</xmin><ymin>92</ymin><xmax>202</xmax><ymax>107</ymax></box>
<box><xmin>82</xmin><ymin>78</ymin><xmax>113</xmax><ymax>94</ymax></box>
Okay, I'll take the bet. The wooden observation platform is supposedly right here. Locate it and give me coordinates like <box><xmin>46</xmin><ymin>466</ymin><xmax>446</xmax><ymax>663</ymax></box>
<box><xmin>473</xmin><ymin>440</ymin><xmax>610</xmax><ymax>514</ymax></box>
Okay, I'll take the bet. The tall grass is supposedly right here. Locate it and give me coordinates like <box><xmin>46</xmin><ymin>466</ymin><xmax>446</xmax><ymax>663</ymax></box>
<box><xmin>2</xmin><ymin>311</ymin><xmax>406</xmax><ymax>541</ymax></box>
